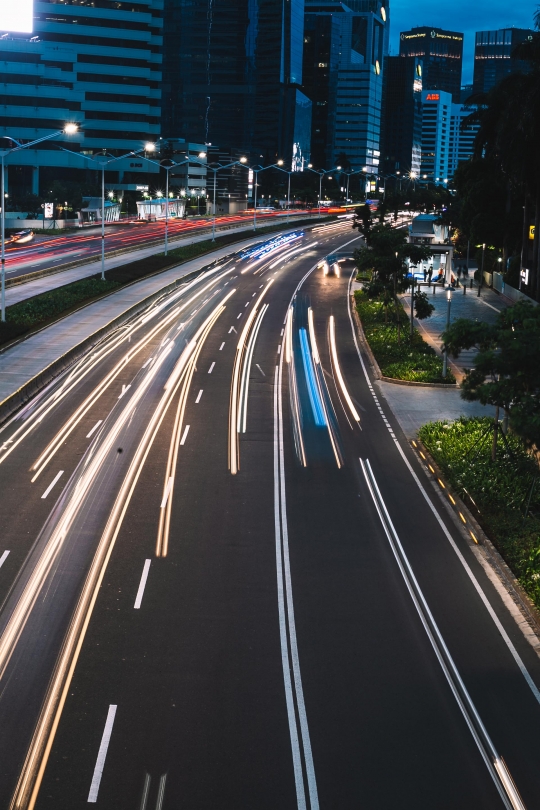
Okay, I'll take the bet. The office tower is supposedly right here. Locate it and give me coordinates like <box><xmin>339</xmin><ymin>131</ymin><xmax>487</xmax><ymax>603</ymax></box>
<box><xmin>302</xmin><ymin>0</ymin><xmax>389</xmax><ymax>172</ymax></box>
<box><xmin>399</xmin><ymin>26</ymin><xmax>463</xmax><ymax>103</ymax></box>
<box><xmin>162</xmin><ymin>0</ymin><xmax>311</xmax><ymax>170</ymax></box>
<box><xmin>473</xmin><ymin>28</ymin><xmax>534</xmax><ymax>95</ymax></box>
<box><xmin>419</xmin><ymin>89</ymin><xmax>451</xmax><ymax>186</ymax></box>
<box><xmin>0</xmin><ymin>0</ymin><xmax>163</xmax><ymax>196</ymax></box>
<box><xmin>380</xmin><ymin>55</ymin><xmax>423</xmax><ymax>177</ymax></box>
<box><xmin>447</xmin><ymin>103</ymin><xmax>479</xmax><ymax>181</ymax></box>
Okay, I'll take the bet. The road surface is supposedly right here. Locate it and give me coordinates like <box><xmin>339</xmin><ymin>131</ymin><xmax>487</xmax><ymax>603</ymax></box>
<box><xmin>0</xmin><ymin>219</ymin><xmax>539</xmax><ymax>809</ymax></box>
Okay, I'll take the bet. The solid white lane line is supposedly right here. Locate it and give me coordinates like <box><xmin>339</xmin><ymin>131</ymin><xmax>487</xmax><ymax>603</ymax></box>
<box><xmin>195</xmin><ymin>389</ymin><xmax>203</xmax><ymax>403</ymax></box>
<box><xmin>346</xmin><ymin>271</ymin><xmax>540</xmax><ymax>707</ymax></box>
<box><xmin>0</xmin><ymin>550</ymin><xmax>10</xmax><ymax>569</ymax></box>
<box><xmin>86</xmin><ymin>420</ymin><xmax>103</xmax><ymax>439</ymax></box>
<box><xmin>134</xmin><ymin>560</ymin><xmax>151</xmax><ymax>609</ymax></box>
<box><xmin>118</xmin><ymin>384</ymin><xmax>131</xmax><ymax>399</ymax></box>
<box><xmin>160</xmin><ymin>477</ymin><xmax>174</xmax><ymax>508</ymax></box>
<box><xmin>274</xmin><ymin>368</ymin><xmax>307</xmax><ymax>810</ymax></box>
<box><xmin>41</xmin><ymin>470</ymin><xmax>64</xmax><ymax>499</ymax></box>
<box><xmin>277</xmin><ymin>359</ymin><xmax>320</xmax><ymax>810</ymax></box>
<box><xmin>87</xmin><ymin>705</ymin><xmax>117</xmax><ymax>802</ymax></box>
<box><xmin>180</xmin><ymin>425</ymin><xmax>190</xmax><ymax>445</ymax></box>
<box><xmin>219</xmin><ymin>342</ymin><xmax>225</xmax><ymax>350</ymax></box>
<box><xmin>208</xmin><ymin>362</ymin><xmax>215</xmax><ymax>373</ymax></box>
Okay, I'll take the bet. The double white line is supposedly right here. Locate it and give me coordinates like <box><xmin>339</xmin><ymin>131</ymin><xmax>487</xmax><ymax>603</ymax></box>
<box><xmin>360</xmin><ymin>458</ymin><xmax>526</xmax><ymax>810</ymax></box>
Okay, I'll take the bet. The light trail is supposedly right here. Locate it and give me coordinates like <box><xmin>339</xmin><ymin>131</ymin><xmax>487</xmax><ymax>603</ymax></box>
<box><xmin>229</xmin><ymin>280</ymin><xmax>274</xmax><ymax>474</ymax></box>
<box><xmin>237</xmin><ymin>303</ymin><xmax>269</xmax><ymax>433</ymax></box>
<box><xmin>328</xmin><ymin>316</ymin><xmax>360</xmax><ymax>423</ymax></box>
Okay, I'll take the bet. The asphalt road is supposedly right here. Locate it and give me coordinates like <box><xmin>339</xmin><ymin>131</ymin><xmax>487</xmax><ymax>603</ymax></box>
<box><xmin>3</xmin><ymin>210</ymin><xmax>310</xmax><ymax>281</ymax></box>
<box><xmin>1</xmin><ymin>219</ymin><xmax>540</xmax><ymax>809</ymax></box>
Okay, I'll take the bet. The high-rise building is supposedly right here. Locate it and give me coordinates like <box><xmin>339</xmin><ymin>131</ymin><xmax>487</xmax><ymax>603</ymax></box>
<box><xmin>447</xmin><ymin>103</ymin><xmax>479</xmax><ymax>181</ymax></box>
<box><xmin>162</xmin><ymin>0</ymin><xmax>311</xmax><ymax>170</ymax></box>
<box><xmin>302</xmin><ymin>0</ymin><xmax>389</xmax><ymax>172</ymax></box>
<box><xmin>380</xmin><ymin>55</ymin><xmax>423</xmax><ymax>178</ymax></box>
<box><xmin>0</xmin><ymin>0</ymin><xmax>163</xmax><ymax>196</ymax></box>
<box><xmin>473</xmin><ymin>28</ymin><xmax>534</xmax><ymax>95</ymax></box>
<box><xmin>419</xmin><ymin>89</ymin><xmax>451</xmax><ymax>186</ymax></box>
<box><xmin>399</xmin><ymin>26</ymin><xmax>463</xmax><ymax>103</ymax></box>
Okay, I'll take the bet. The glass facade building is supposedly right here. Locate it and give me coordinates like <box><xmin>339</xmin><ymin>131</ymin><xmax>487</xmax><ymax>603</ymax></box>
<box><xmin>380</xmin><ymin>55</ymin><xmax>423</xmax><ymax>177</ymax></box>
<box><xmin>162</xmin><ymin>0</ymin><xmax>311</xmax><ymax>169</ymax></box>
<box><xmin>473</xmin><ymin>28</ymin><xmax>534</xmax><ymax>95</ymax></box>
<box><xmin>419</xmin><ymin>89</ymin><xmax>451</xmax><ymax>186</ymax></box>
<box><xmin>302</xmin><ymin>0</ymin><xmax>389</xmax><ymax>172</ymax></box>
<box><xmin>399</xmin><ymin>26</ymin><xmax>463</xmax><ymax>103</ymax></box>
<box><xmin>0</xmin><ymin>0</ymin><xmax>163</xmax><ymax>196</ymax></box>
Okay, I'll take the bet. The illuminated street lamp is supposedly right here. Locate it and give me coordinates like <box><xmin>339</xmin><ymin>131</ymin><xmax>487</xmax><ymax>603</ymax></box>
<box><xmin>62</xmin><ymin>141</ymin><xmax>156</xmax><ymax>278</ymax></box>
<box><xmin>306</xmin><ymin>164</ymin><xmax>342</xmax><ymax>217</ymax></box>
<box><xmin>1</xmin><ymin>124</ymin><xmax>78</xmax><ymax>321</ymax></box>
<box><xmin>442</xmin><ymin>288</ymin><xmax>452</xmax><ymax>378</ymax></box>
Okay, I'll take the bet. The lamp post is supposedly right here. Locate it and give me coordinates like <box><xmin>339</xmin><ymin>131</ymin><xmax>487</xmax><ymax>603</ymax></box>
<box><xmin>442</xmin><ymin>288</ymin><xmax>452</xmax><ymax>378</ymax></box>
<box><xmin>477</xmin><ymin>241</ymin><xmax>486</xmax><ymax>297</ymax></box>
<box><xmin>1</xmin><ymin>124</ymin><xmax>78</xmax><ymax>321</ymax></box>
<box><xmin>205</xmin><ymin>157</ymin><xmax>247</xmax><ymax>240</ymax></box>
<box><xmin>63</xmin><ymin>142</ymin><xmax>157</xmax><ymax>277</ymax></box>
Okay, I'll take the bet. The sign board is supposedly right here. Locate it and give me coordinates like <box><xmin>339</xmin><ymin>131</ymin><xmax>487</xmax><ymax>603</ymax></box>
<box><xmin>0</xmin><ymin>0</ymin><xmax>33</xmax><ymax>33</ymax></box>
<box><xmin>529</xmin><ymin>225</ymin><xmax>535</xmax><ymax>240</ymax></box>
<box><xmin>521</xmin><ymin>267</ymin><xmax>529</xmax><ymax>285</ymax></box>
<box><xmin>43</xmin><ymin>202</ymin><xmax>54</xmax><ymax>219</ymax></box>
<box><xmin>136</xmin><ymin>185</ymin><xmax>149</xmax><ymax>191</ymax></box>
<box><xmin>426</xmin><ymin>93</ymin><xmax>440</xmax><ymax>101</ymax></box>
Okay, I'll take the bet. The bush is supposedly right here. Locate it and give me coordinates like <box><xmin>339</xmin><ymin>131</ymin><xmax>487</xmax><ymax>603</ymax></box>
<box><xmin>419</xmin><ymin>417</ymin><xmax>540</xmax><ymax>607</ymax></box>
<box><xmin>355</xmin><ymin>289</ymin><xmax>455</xmax><ymax>383</ymax></box>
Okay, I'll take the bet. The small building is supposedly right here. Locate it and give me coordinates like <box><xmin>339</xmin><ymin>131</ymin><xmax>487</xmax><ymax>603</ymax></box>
<box><xmin>136</xmin><ymin>198</ymin><xmax>185</xmax><ymax>221</ymax></box>
<box><xmin>78</xmin><ymin>198</ymin><xmax>121</xmax><ymax>225</ymax></box>
<box><xmin>408</xmin><ymin>214</ymin><xmax>453</xmax><ymax>282</ymax></box>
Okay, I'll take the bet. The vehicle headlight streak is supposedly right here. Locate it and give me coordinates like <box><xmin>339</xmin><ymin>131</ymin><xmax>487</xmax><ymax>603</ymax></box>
<box><xmin>237</xmin><ymin>303</ymin><xmax>268</xmax><ymax>434</ymax></box>
<box><xmin>307</xmin><ymin>307</ymin><xmax>343</xmax><ymax>468</ymax></box>
<box><xmin>284</xmin><ymin>307</ymin><xmax>307</xmax><ymax>467</ymax></box>
<box><xmin>268</xmin><ymin>242</ymin><xmax>318</xmax><ymax>270</ymax></box>
<box><xmin>8</xmin><ymin>290</ymin><xmax>235</xmax><ymax>810</ymax></box>
<box><xmin>22</xmin><ymin>267</ymin><xmax>235</xmax><ymax>481</ymax></box>
<box><xmin>156</xmin><ymin>294</ymin><xmax>233</xmax><ymax>557</ymax></box>
<box><xmin>328</xmin><ymin>315</ymin><xmax>360</xmax><ymax>423</ymax></box>
<box><xmin>229</xmin><ymin>280</ymin><xmax>274</xmax><ymax>474</ymax></box>
<box><xmin>0</xmin><ymin>263</ymin><xmax>234</xmax><ymax>471</ymax></box>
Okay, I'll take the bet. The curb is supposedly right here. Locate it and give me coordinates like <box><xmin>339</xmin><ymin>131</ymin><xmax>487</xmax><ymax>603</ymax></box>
<box><xmin>5</xmin><ymin>215</ymin><xmax>320</xmax><ymax>289</ymax></box>
<box><xmin>0</xmin><ymin>220</ymin><xmax>332</xmax><ymax>427</ymax></box>
<box><xmin>411</xmin><ymin>438</ymin><xmax>540</xmax><ymax>653</ymax></box>
<box><xmin>350</xmin><ymin>294</ymin><xmax>458</xmax><ymax>388</ymax></box>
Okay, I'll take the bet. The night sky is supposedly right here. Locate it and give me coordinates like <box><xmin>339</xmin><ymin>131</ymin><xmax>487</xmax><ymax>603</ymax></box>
<box><xmin>389</xmin><ymin>0</ymin><xmax>538</xmax><ymax>84</ymax></box>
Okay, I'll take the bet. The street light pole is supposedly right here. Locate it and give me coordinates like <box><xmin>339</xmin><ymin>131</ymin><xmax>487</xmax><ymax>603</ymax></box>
<box><xmin>100</xmin><ymin>161</ymin><xmax>105</xmax><ymax>281</ymax></box>
<box><xmin>287</xmin><ymin>171</ymin><xmax>291</xmax><ymax>224</ymax></box>
<box><xmin>164</xmin><ymin>168</ymin><xmax>170</xmax><ymax>256</ymax></box>
<box><xmin>212</xmin><ymin>168</ymin><xmax>217</xmax><ymax>241</ymax></box>
<box><xmin>1</xmin><ymin>124</ymin><xmax>78</xmax><ymax>321</ymax></box>
<box><xmin>442</xmin><ymin>288</ymin><xmax>452</xmax><ymax>378</ymax></box>
<box><xmin>477</xmin><ymin>242</ymin><xmax>486</xmax><ymax>297</ymax></box>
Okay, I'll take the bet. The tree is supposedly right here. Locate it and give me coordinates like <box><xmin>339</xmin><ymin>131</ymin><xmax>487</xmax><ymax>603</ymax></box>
<box><xmin>354</xmin><ymin>224</ymin><xmax>431</xmax><ymax>329</ymax></box>
<box><xmin>352</xmin><ymin>204</ymin><xmax>372</xmax><ymax>238</ymax></box>
<box><xmin>442</xmin><ymin>301</ymin><xmax>540</xmax><ymax>452</ymax></box>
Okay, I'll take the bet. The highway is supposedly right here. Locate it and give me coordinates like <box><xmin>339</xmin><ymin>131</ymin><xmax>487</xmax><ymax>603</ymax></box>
<box><xmin>0</xmin><ymin>219</ymin><xmax>540</xmax><ymax>809</ymax></box>
<box><xmin>3</xmin><ymin>210</ymin><xmax>313</xmax><ymax>282</ymax></box>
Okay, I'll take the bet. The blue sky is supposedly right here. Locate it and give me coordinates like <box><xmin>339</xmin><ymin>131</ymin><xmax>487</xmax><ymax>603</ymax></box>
<box><xmin>389</xmin><ymin>0</ymin><xmax>538</xmax><ymax>84</ymax></box>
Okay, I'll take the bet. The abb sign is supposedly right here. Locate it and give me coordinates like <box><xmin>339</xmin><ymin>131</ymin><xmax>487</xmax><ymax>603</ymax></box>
<box><xmin>426</xmin><ymin>93</ymin><xmax>440</xmax><ymax>101</ymax></box>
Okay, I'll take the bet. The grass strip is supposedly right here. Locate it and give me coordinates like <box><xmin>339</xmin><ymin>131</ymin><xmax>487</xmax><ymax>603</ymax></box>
<box><xmin>355</xmin><ymin>289</ymin><xmax>455</xmax><ymax>384</ymax></box>
<box><xmin>419</xmin><ymin>417</ymin><xmax>540</xmax><ymax>608</ymax></box>
<box><xmin>0</xmin><ymin>217</ymin><xmax>328</xmax><ymax>348</ymax></box>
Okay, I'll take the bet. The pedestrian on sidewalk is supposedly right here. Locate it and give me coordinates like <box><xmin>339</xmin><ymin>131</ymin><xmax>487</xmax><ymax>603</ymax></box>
<box><xmin>423</xmin><ymin>265</ymin><xmax>427</xmax><ymax>283</ymax></box>
<box><xmin>427</xmin><ymin>265</ymin><xmax>433</xmax><ymax>286</ymax></box>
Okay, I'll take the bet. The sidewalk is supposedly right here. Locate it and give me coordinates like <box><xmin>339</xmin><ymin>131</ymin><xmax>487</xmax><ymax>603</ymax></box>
<box><xmin>401</xmin><ymin>281</ymin><xmax>506</xmax><ymax>382</ymax></box>
<box><xmin>0</xmin><ymin>230</ymin><xmax>281</xmax><ymax>408</ymax></box>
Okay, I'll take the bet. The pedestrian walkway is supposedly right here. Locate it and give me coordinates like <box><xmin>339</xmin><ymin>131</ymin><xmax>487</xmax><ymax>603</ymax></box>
<box><xmin>0</xmin><ymin>230</ymin><xmax>277</xmax><ymax>407</ymax></box>
<box><xmin>401</xmin><ymin>281</ymin><xmax>506</xmax><ymax>382</ymax></box>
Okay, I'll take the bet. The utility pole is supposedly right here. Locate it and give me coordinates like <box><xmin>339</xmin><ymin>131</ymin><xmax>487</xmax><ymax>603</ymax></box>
<box><xmin>442</xmin><ymin>289</ymin><xmax>452</xmax><ymax>378</ymax></box>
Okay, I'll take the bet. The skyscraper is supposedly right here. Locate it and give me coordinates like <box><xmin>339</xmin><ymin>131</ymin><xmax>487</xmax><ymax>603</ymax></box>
<box><xmin>302</xmin><ymin>0</ymin><xmax>389</xmax><ymax>172</ymax></box>
<box><xmin>419</xmin><ymin>89</ymin><xmax>451</xmax><ymax>186</ymax></box>
<box><xmin>162</xmin><ymin>0</ymin><xmax>311</xmax><ymax>168</ymax></box>
<box><xmin>399</xmin><ymin>26</ymin><xmax>463</xmax><ymax>103</ymax></box>
<box><xmin>380</xmin><ymin>55</ymin><xmax>423</xmax><ymax>177</ymax></box>
<box><xmin>473</xmin><ymin>28</ymin><xmax>534</xmax><ymax>95</ymax></box>
<box><xmin>0</xmin><ymin>0</ymin><xmax>163</xmax><ymax>196</ymax></box>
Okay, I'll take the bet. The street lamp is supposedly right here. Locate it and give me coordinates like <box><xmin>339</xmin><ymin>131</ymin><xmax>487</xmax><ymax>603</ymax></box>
<box><xmin>62</xmin><ymin>141</ymin><xmax>155</xmax><ymax>278</ymax></box>
<box><xmin>306</xmin><ymin>164</ymin><xmax>340</xmax><ymax>217</ymax></box>
<box><xmin>442</xmin><ymin>288</ymin><xmax>452</xmax><ymax>378</ymax></box>
<box><xmin>1</xmin><ymin>124</ymin><xmax>78</xmax><ymax>321</ymax></box>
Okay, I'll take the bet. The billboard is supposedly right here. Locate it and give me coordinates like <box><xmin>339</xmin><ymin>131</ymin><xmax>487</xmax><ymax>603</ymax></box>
<box><xmin>0</xmin><ymin>0</ymin><xmax>33</xmax><ymax>34</ymax></box>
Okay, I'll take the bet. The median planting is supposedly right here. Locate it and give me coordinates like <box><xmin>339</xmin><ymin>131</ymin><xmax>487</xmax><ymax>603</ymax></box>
<box><xmin>420</xmin><ymin>417</ymin><xmax>540</xmax><ymax>608</ymax></box>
